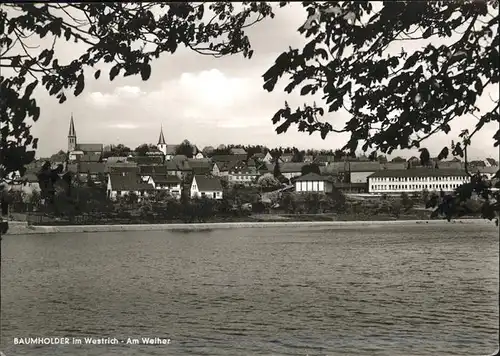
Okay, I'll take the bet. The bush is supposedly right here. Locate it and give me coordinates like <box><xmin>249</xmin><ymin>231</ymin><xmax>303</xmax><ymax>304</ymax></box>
<box><xmin>304</xmin><ymin>193</ymin><xmax>322</xmax><ymax>214</ymax></box>
<box><xmin>277</xmin><ymin>175</ymin><xmax>290</xmax><ymax>185</ymax></box>
<box><xmin>421</xmin><ymin>189</ymin><xmax>430</xmax><ymax>205</ymax></box>
<box><xmin>390</xmin><ymin>199</ymin><xmax>402</xmax><ymax>218</ymax></box>
<box><xmin>325</xmin><ymin>189</ymin><xmax>346</xmax><ymax>213</ymax></box>
<box><xmin>401</xmin><ymin>192</ymin><xmax>414</xmax><ymax>211</ymax></box>
<box><xmin>257</xmin><ymin>173</ymin><xmax>280</xmax><ymax>189</ymax></box>
<box><xmin>464</xmin><ymin>198</ymin><xmax>482</xmax><ymax>214</ymax></box>
<box><xmin>279</xmin><ymin>192</ymin><xmax>298</xmax><ymax>213</ymax></box>
<box><xmin>252</xmin><ymin>201</ymin><xmax>267</xmax><ymax>213</ymax></box>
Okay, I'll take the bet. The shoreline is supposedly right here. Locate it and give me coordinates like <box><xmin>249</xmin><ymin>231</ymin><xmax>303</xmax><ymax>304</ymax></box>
<box><xmin>4</xmin><ymin>219</ymin><xmax>495</xmax><ymax>235</ymax></box>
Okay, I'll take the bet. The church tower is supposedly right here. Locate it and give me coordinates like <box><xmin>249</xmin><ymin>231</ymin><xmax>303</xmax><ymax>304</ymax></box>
<box><xmin>68</xmin><ymin>113</ymin><xmax>77</xmax><ymax>152</ymax></box>
<box><xmin>157</xmin><ymin>125</ymin><xmax>167</xmax><ymax>155</ymax></box>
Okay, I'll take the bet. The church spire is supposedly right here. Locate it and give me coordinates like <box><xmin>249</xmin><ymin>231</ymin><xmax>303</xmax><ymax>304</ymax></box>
<box><xmin>68</xmin><ymin>113</ymin><xmax>76</xmax><ymax>136</ymax></box>
<box><xmin>68</xmin><ymin>113</ymin><xmax>77</xmax><ymax>152</ymax></box>
<box><xmin>158</xmin><ymin>125</ymin><xmax>166</xmax><ymax>145</ymax></box>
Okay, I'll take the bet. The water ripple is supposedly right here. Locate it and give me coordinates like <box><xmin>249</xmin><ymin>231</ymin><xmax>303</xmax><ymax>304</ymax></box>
<box><xmin>1</xmin><ymin>224</ymin><xmax>498</xmax><ymax>355</ymax></box>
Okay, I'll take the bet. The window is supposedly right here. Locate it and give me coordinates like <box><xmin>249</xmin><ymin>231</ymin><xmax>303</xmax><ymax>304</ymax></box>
<box><xmin>213</xmin><ymin>192</ymin><xmax>216</xmax><ymax>198</ymax></box>
<box><xmin>116</xmin><ymin>190</ymin><xmax>121</xmax><ymax>195</ymax></box>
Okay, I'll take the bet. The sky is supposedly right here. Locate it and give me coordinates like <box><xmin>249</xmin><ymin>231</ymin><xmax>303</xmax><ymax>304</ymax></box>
<box><xmin>11</xmin><ymin>3</ymin><xmax>499</xmax><ymax>160</ymax></box>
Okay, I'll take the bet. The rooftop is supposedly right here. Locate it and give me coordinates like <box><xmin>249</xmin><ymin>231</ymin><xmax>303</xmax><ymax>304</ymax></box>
<box><xmin>295</xmin><ymin>173</ymin><xmax>334</xmax><ymax>182</ymax></box>
<box><xmin>152</xmin><ymin>175</ymin><xmax>181</xmax><ymax>184</ymax></box>
<box><xmin>368</xmin><ymin>168</ymin><xmax>468</xmax><ymax>178</ymax></box>
<box><xmin>193</xmin><ymin>175</ymin><xmax>223</xmax><ymax>191</ymax></box>
<box><xmin>109</xmin><ymin>173</ymin><xmax>154</xmax><ymax>191</ymax></box>
<box><xmin>76</xmin><ymin>143</ymin><xmax>103</xmax><ymax>152</ymax></box>
<box><xmin>78</xmin><ymin>162</ymin><xmax>105</xmax><ymax>174</ymax></box>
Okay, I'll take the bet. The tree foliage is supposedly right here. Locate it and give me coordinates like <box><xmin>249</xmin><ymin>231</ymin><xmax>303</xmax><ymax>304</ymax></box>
<box><xmin>273</xmin><ymin>159</ymin><xmax>281</xmax><ymax>178</ymax></box>
<box><xmin>264</xmin><ymin>1</ymin><xmax>499</xmax><ymax>155</ymax></box>
<box><xmin>262</xmin><ymin>1</ymin><xmax>500</xmax><ymax>223</ymax></box>
<box><xmin>257</xmin><ymin>173</ymin><xmax>280</xmax><ymax>190</ymax></box>
<box><xmin>175</xmin><ymin>139</ymin><xmax>194</xmax><ymax>158</ymax></box>
<box><xmin>1</xmin><ymin>2</ymin><xmax>277</xmax><ymax>180</ymax></box>
<box><xmin>49</xmin><ymin>150</ymin><xmax>68</xmax><ymax>163</ymax></box>
<box><xmin>301</xmin><ymin>163</ymin><xmax>321</xmax><ymax>176</ymax></box>
<box><xmin>37</xmin><ymin>161</ymin><xmax>71</xmax><ymax>204</ymax></box>
<box><xmin>103</xmin><ymin>144</ymin><xmax>131</xmax><ymax>158</ymax></box>
<box><xmin>291</xmin><ymin>148</ymin><xmax>305</xmax><ymax>162</ymax></box>
<box><xmin>134</xmin><ymin>143</ymin><xmax>157</xmax><ymax>156</ymax></box>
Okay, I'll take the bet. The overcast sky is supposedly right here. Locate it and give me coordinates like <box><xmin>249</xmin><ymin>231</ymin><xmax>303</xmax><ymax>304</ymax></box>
<box><xmin>22</xmin><ymin>3</ymin><xmax>499</xmax><ymax>160</ymax></box>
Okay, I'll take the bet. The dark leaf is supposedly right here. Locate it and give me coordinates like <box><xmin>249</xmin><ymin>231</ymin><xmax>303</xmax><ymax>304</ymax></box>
<box><xmin>422</xmin><ymin>27</ymin><xmax>432</xmax><ymax>39</ymax></box>
<box><xmin>74</xmin><ymin>73</ymin><xmax>85</xmax><ymax>96</ymax></box>
<box><xmin>64</xmin><ymin>27</ymin><xmax>71</xmax><ymax>41</ymax></box>
<box><xmin>58</xmin><ymin>92</ymin><xmax>67</xmax><ymax>104</ymax></box>
<box><xmin>301</xmin><ymin>85</ymin><xmax>313</xmax><ymax>96</ymax></box>
<box><xmin>474</xmin><ymin>78</ymin><xmax>483</xmax><ymax>95</ymax></box>
<box><xmin>419</xmin><ymin>148</ymin><xmax>431</xmax><ymax>166</ymax></box>
<box><xmin>94</xmin><ymin>70</ymin><xmax>101</xmax><ymax>79</ymax></box>
<box><xmin>437</xmin><ymin>146</ymin><xmax>449</xmax><ymax>160</ymax></box>
<box><xmin>109</xmin><ymin>65</ymin><xmax>120</xmax><ymax>81</ymax></box>
<box><xmin>32</xmin><ymin>106</ymin><xmax>40</xmax><ymax>121</ymax></box>
<box><xmin>140</xmin><ymin>63</ymin><xmax>151</xmax><ymax>81</ymax></box>
<box><xmin>320</xmin><ymin>125</ymin><xmax>329</xmax><ymax>139</ymax></box>
<box><xmin>24</xmin><ymin>80</ymin><xmax>38</xmax><ymax>98</ymax></box>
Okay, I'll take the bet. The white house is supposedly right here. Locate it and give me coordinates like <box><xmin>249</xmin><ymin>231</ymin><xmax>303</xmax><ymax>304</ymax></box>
<box><xmin>190</xmin><ymin>175</ymin><xmax>223</xmax><ymax>200</ymax></box>
<box><xmin>228</xmin><ymin>163</ymin><xmax>259</xmax><ymax>185</ymax></box>
<box><xmin>367</xmin><ymin>169</ymin><xmax>470</xmax><ymax>194</ymax></box>
<box><xmin>211</xmin><ymin>162</ymin><xmax>229</xmax><ymax>178</ymax></box>
<box><xmin>147</xmin><ymin>175</ymin><xmax>182</xmax><ymax>199</ymax></box>
<box><xmin>263</xmin><ymin>152</ymin><xmax>273</xmax><ymax>163</ymax></box>
<box><xmin>107</xmin><ymin>173</ymin><xmax>154</xmax><ymax>200</ymax></box>
<box><xmin>294</xmin><ymin>173</ymin><xmax>334</xmax><ymax>193</ymax></box>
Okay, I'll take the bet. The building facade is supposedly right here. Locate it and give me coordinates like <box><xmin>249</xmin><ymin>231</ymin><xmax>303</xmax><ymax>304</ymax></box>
<box><xmin>295</xmin><ymin>173</ymin><xmax>334</xmax><ymax>193</ymax></box>
<box><xmin>368</xmin><ymin>169</ymin><xmax>470</xmax><ymax>194</ymax></box>
<box><xmin>190</xmin><ymin>175</ymin><xmax>223</xmax><ymax>199</ymax></box>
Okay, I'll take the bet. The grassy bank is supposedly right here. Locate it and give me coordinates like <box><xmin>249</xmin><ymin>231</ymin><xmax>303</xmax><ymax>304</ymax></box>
<box><xmin>24</xmin><ymin>209</ymin><xmax>482</xmax><ymax>226</ymax></box>
<box><xmin>4</xmin><ymin>218</ymin><xmax>493</xmax><ymax>235</ymax></box>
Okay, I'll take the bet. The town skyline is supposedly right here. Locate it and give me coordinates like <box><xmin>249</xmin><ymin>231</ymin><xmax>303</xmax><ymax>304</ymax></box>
<box><xmin>27</xmin><ymin>3</ymin><xmax>499</xmax><ymax>160</ymax></box>
<box><xmin>36</xmin><ymin>113</ymin><xmax>498</xmax><ymax>162</ymax></box>
<box><xmin>36</xmin><ymin>113</ymin><xmax>500</xmax><ymax>160</ymax></box>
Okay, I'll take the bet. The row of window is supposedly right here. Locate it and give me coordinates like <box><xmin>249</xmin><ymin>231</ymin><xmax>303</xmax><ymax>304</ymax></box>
<box><xmin>371</xmin><ymin>183</ymin><xmax>464</xmax><ymax>191</ymax></box>
<box><xmin>113</xmin><ymin>190</ymin><xmax>147</xmax><ymax>196</ymax></box>
<box><xmin>297</xmin><ymin>182</ymin><xmax>324</xmax><ymax>191</ymax></box>
<box><xmin>199</xmin><ymin>191</ymin><xmax>221</xmax><ymax>199</ymax></box>
<box><xmin>230</xmin><ymin>175</ymin><xmax>256</xmax><ymax>180</ymax></box>
<box><xmin>370</xmin><ymin>176</ymin><xmax>467</xmax><ymax>182</ymax></box>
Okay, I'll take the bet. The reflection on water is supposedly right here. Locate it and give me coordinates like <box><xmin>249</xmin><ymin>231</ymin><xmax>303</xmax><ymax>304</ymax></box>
<box><xmin>1</xmin><ymin>224</ymin><xmax>498</xmax><ymax>355</ymax></box>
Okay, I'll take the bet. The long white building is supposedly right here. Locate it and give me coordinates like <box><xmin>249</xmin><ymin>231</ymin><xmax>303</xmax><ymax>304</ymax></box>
<box><xmin>368</xmin><ymin>169</ymin><xmax>470</xmax><ymax>194</ymax></box>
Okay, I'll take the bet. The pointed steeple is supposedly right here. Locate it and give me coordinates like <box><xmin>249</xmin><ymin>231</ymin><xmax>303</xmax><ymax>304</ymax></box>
<box><xmin>68</xmin><ymin>113</ymin><xmax>76</xmax><ymax>136</ymax></box>
<box><xmin>68</xmin><ymin>113</ymin><xmax>77</xmax><ymax>152</ymax></box>
<box><xmin>158</xmin><ymin>125</ymin><xmax>166</xmax><ymax>145</ymax></box>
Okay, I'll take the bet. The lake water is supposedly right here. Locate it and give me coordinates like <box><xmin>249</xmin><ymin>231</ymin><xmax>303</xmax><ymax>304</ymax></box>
<box><xmin>1</xmin><ymin>224</ymin><xmax>498</xmax><ymax>355</ymax></box>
